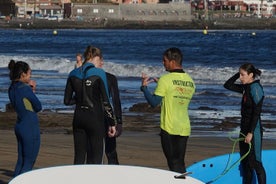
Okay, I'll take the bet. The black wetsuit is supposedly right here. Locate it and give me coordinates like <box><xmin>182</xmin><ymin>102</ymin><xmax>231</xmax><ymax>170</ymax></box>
<box><xmin>64</xmin><ymin>62</ymin><xmax>115</xmax><ymax>164</ymax></box>
<box><xmin>87</xmin><ymin>72</ymin><xmax>122</xmax><ymax>164</ymax></box>
<box><xmin>224</xmin><ymin>73</ymin><xmax>266</xmax><ymax>184</ymax></box>
<box><xmin>105</xmin><ymin>72</ymin><xmax>122</xmax><ymax>164</ymax></box>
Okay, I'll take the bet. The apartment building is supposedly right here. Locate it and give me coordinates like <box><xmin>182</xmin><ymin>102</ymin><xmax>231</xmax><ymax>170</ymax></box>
<box><xmin>11</xmin><ymin>0</ymin><xmax>70</xmax><ymax>17</ymax></box>
<box><xmin>1</xmin><ymin>0</ymin><xmax>275</xmax><ymax>19</ymax></box>
<box><xmin>193</xmin><ymin>0</ymin><xmax>276</xmax><ymax>17</ymax></box>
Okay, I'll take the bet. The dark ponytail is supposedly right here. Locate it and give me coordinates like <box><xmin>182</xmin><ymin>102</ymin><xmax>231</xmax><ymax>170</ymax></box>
<box><xmin>8</xmin><ymin>60</ymin><xmax>30</xmax><ymax>81</ymax></box>
<box><xmin>240</xmin><ymin>63</ymin><xmax>261</xmax><ymax>79</ymax></box>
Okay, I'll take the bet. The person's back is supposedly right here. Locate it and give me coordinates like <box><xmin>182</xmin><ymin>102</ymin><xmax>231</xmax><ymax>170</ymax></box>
<box><xmin>86</xmin><ymin>48</ymin><xmax>122</xmax><ymax>165</ymax></box>
<box><xmin>141</xmin><ymin>47</ymin><xmax>195</xmax><ymax>173</ymax></box>
<box><xmin>64</xmin><ymin>45</ymin><xmax>116</xmax><ymax>165</ymax></box>
<box><xmin>65</xmin><ymin>62</ymin><xmax>109</xmax><ymax>111</ymax></box>
<box><xmin>155</xmin><ymin>71</ymin><xmax>195</xmax><ymax>136</ymax></box>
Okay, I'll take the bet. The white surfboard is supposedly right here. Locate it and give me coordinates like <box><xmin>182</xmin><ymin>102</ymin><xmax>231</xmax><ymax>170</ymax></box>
<box><xmin>9</xmin><ymin>165</ymin><xmax>204</xmax><ymax>184</ymax></box>
<box><xmin>187</xmin><ymin>150</ymin><xmax>276</xmax><ymax>184</ymax></box>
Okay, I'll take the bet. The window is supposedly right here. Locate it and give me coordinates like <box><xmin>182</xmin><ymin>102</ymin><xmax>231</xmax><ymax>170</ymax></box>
<box><xmin>108</xmin><ymin>9</ymin><xmax>114</xmax><ymax>13</ymax></box>
<box><xmin>77</xmin><ymin>9</ymin><xmax>83</xmax><ymax>14</ymax></box>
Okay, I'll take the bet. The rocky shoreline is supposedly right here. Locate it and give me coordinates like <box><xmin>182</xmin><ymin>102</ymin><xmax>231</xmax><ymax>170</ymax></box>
<box><xmin>1</xmin><ymin>18</ymin><xmax>276</xmax><ymax>30</ymax></box>
<box><xmin>1</xmin><ymin>102</ymin><xmax>276</xmax><ymax>134</ymax></box>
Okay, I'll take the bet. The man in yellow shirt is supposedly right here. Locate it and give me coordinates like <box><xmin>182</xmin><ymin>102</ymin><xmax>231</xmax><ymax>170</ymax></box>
<box><xmin>141</xmin><ymin>47</ymin><xmax>195</xmax><ymax>173</ymax></box>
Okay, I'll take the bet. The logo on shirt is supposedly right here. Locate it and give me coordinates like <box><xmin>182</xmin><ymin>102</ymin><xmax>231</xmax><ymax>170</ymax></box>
<box><xmin>85</xmin><ymin>80</ymin><xmax>92</xmax><ymax>86</ymax></box>
<box><xmin>172</xmin><ymin>80</ymin><xmax>194</xmax><ymax>88</ymax></box>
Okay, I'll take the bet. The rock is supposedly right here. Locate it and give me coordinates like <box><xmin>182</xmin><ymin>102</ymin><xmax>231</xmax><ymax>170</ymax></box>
<box><xmin>129</xmin><ymin>103</ymin><xmax>160</xmax><ymax>113</ymax></box>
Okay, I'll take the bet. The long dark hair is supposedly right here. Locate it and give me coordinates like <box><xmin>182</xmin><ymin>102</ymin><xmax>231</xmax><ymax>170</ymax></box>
<box><xmin>8</xmin><ymin>60</ymin><xmax>30</xmax><ymax>81</ymax></box>
<box><xmin>240</xmin><ymin>63</ymin><xmax>262</xmax><ymax>79</ymax></box>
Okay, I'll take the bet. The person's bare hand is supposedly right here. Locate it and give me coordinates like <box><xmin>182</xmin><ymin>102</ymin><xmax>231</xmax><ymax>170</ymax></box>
<box><xmin>245</xmin><ymin>133</ymin><xmax>253</xmax><ymax>144</ymax></box>
<box><xmin>141</xmin><ymin>73</ymin><xmax>157</xmax><ymax>86</ymax></box>
<box><xmin>29</xmin><ymin>80</ymin><xmax>36</xmax><ymax>92</ymax></box>
<box><xmin>108</xmin><ymin>126</ymin><xmax>116</xmax><ymax>137</ymax></box>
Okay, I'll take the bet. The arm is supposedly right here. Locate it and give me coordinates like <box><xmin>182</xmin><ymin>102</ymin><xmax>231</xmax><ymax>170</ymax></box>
<box><xmin>64</xmin><ymin>77</ymin><xmax>76</xmax><ymax>105</ymax></box>
<box><xmin>108</xmin><ymin>74</ymin><xmax>122</xmax><ymax>125</ymax></box>
<box><xmin>99</xmin><ymin>78</ymin><xmax>116</xmax><ymax>137</ymax></box>
<box><xmin>140</xmin><ymin>86</ymin><xmax>162</xmax><ymax>107</ymax></box>
<box><xmin>141</xmin><ymin>73</ymin><xmax>162</xmax><ymax>107</ymax></box>
<box><xmin>108</xmin><ymin>74</ymin><xmax>123</xmax><ymax>137</ymax></box>
<box><xmin>28</xmin><ymin>80</ymin><xmax>36</xmax><ymax>92</ymax></box>
<box><xmin>24</xmin><ymin>84</ymin><xmax>42</xmax><ymax>112</ymax></box>
<box><xmin>249</xmin><ymin>83</ymin><xmax>264</xmax><ymax>133</ymax></box>
<box><xmin>223</xmin><ymin>72</ymin><xmax>243</xmax><ymax>93</ymax></box>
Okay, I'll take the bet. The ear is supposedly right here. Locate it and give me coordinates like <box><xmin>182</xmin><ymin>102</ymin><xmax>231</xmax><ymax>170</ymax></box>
<box><xmin>21</xmin><ymin>72</ymin><xmax>26</xmax><ymax>78</ymax></box>
<box><xmin>249</xmin><ymin>72</ymin><xmax>254</xmax><ymax>79</ymax></box>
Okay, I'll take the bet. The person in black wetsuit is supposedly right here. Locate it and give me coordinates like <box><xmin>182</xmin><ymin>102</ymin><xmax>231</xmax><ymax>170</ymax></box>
<box><xmin>8</xmin><ymin>60</ymin><xmax>42</xmax><ymax>176</ymax></box>
<box><xmin>88</xmin><ymin>49</ymin><xmax>122</xmax><ymax>164</ymax></box>
<box><xmin>64</xmin><ymin>46</ymin><xmax>116</xmax><ymax>164</ymax></box>
<box><xmin>224</xmin><ymin>63</ymin><xmax>266</xmax><ymax>184</ymax></box>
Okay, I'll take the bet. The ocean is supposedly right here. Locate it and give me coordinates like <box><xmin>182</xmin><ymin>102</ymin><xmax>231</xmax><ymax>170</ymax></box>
<box><xmin>0</xmin><ymin>29</ymin><xmax>275</xmax><ymax>138</ymax></box>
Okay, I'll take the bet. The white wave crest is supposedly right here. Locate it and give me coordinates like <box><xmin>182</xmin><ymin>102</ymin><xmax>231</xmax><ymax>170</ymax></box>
<box><xmin>1</xmin><ymin>55</ymin><xmax>275</xmax><ymax>86</ymax></box>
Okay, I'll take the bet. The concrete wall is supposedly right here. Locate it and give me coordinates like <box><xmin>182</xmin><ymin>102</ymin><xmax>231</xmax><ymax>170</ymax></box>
<box><xmin>71</xmin><ymin>3</ymin><xmax>192</xmax><ymax>21</ymax></box>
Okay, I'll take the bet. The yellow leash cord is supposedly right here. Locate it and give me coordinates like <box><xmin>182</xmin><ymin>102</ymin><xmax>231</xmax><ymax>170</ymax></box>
<box><xmin>206</xmin><ymin>132</ymin><xmax>252</xmax><ymax>184</ymax></box>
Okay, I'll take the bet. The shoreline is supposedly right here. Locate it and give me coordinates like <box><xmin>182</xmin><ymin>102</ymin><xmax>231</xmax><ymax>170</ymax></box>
<box><xmin>1</xmin><ymin>18</ymin><xmax>276</xmax><ymax>30</ymax></box>
<box><xmin>1</xmin><ymin>110</ymin><xmax>275</xmax><ymax>138</ymax></box>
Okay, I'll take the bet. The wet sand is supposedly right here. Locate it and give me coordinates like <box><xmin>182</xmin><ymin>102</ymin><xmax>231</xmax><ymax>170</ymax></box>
<box><xmin>0</xmin><ymin>112</ymin><xmax>275</xmax><ymax>184</ymax></box>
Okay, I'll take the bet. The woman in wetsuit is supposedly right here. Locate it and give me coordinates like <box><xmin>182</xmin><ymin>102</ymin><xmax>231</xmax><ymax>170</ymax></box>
<box><xmin>224</xmin><ymin>63</ymin><xmax>266</xmax><ymax>184</ymax></box>
<box><xmin>8</xmin><ymin>60</ymin><xmax>42</xmax><ymax>177</ymax></box>
<box><xmin>88</xmin><ymin>52</ymin><xmax>123</xmax><ymax>165</ymax></box>
<box><xmin>64</xmin><ymin>46</ymin><xmax>116</xmax><ymax>164</ymax></box>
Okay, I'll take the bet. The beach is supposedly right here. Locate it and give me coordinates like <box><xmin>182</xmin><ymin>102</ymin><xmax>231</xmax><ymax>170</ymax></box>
<box><xmin>0</xmin><ymin>111</ymin><xmax>276</xmax><ymax>184</ymax></box>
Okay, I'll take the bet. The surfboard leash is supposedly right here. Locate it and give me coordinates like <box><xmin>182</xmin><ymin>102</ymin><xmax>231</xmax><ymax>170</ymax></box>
<box><xmin>205</xmin><ymin>132</ymin><xmax>252</xmax><ymax>184</ymax></box>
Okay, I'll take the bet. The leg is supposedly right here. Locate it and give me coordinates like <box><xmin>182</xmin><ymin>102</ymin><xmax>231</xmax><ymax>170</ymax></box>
<box><xmin>255</xmin><ymin>161</ymin><xmax>266</xmax><ymax>184</ymax></box>
<box><xmin>20</xmin><ymin>126</ymin><xmax>40</xmax><ymax>174</ymax></box>
<box><xmin>14</xmin><ymin>129</ymin><xmax>23</xmax><ymax>177</ymax></box>
<box><xmin>240</xmin><ymin>137</ymin><xmax>253</xmax><ymax>184</ymax></box>
<box><xmin>105</xmin><ymin>136</ymin><xmax>119</xmax><ymax>165</ymax></box>
<box><xmin>171</xmin><ymin>135</ymin><xmax>188</xmax><ymax>173</ymax></box>
<box><xmin>87</xmin><ymin>133</ymin><xmax>104</xmax><ymax>164</ymax></box>
<box><xmin>160</xmin><ymin>129</ymin><xmax>188</xmax><ymax>173</ymax></box>
<box><xmin>253</xmin><ymin>128</ymin><xmax>266</xmax><ymax>184</ymax></box>
<box><xmin>83</xmin><ymin>110</ymin><xmax>105</xmax><ymax>164</ymax></box>
<box><xmin>240</xmin><ymin>158</ymin><xmax>253</xmax><ymax>184</ymax></box>
<box><xmin>73</xmin><ymin>128</ymin><xmax>88</xmax><ymax>164</ymax></box>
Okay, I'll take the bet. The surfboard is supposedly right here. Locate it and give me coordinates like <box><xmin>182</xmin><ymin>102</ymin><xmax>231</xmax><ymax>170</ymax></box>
<box><xmin>9</xmin><ymin>165</ymin><xmax>204</xmax><ymax>184</ymax></box>
<box><xmin>187</xmin><ymin>150</ymin><xmax>276</xmax><ymax>184</ymax></box>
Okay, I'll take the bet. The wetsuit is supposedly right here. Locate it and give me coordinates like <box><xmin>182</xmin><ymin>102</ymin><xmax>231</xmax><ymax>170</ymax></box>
<box><xmin>104</xmin><ymin>72</ymin><xmax>122</xmax><ymax>164</ymax></box>
<box><xmin>141</xmin><ymin>69</ymin><xmax>195</xmax><ymax>173</ymax></box>
<box><xmin>8</xmin><ymin>81</ymin><xmax>42</xmax><ymax>177</ymax></box>
<box><xmin>64</xmin><ymin>62</ymin><xmax>115</xmax><ymax>164</ymax></box>
<box><xmin>86</xmin><ymin>72</ymin><xmax>122</xmax><ymax>164</ymax></box>
<box><xmin>224</xmin><ymin>73</ymin><xmax>266</xmax><ymax>184</ymax></box>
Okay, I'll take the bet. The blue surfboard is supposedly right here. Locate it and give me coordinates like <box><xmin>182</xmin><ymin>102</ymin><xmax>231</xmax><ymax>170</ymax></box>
<box><xmin>187</xmin><ymin>150</ymin><xmax>276</xmax><ymax>184</ymax></box>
